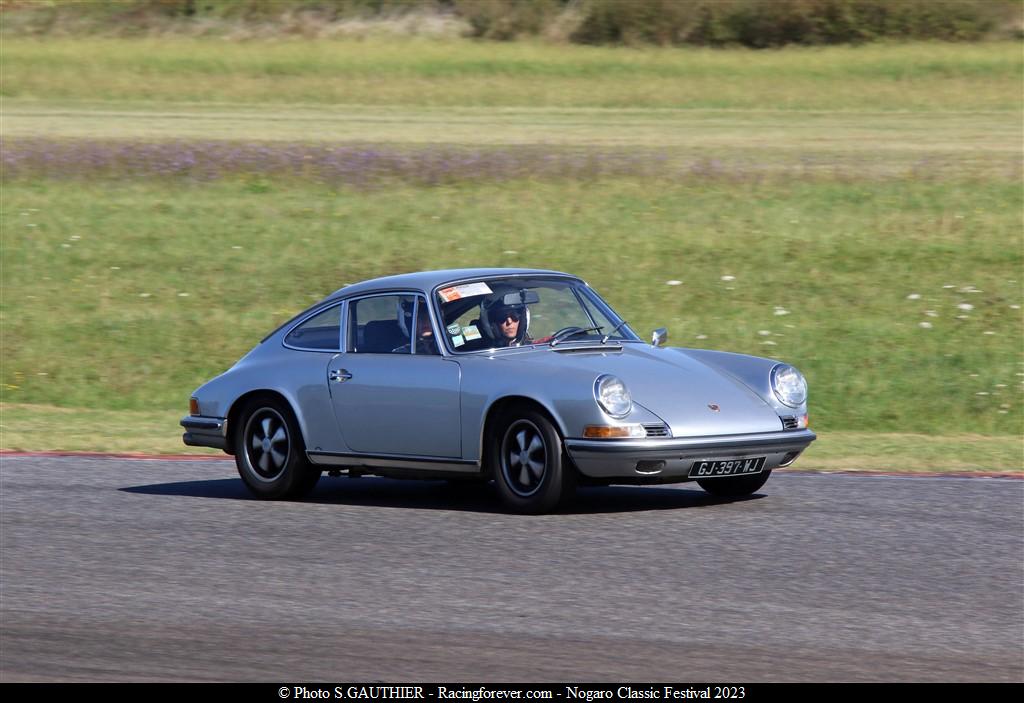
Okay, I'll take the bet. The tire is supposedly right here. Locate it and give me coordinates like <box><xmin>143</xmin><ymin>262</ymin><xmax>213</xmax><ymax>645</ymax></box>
<box><xmin>697</xmin><ymin>469</ymin><xmax>772</xmax><ymax>497</ymax></box>
<box><xmin>234</xmin><ymin>396</ymin><xmax>320</xmax><ymax>500</ymax></box>
<box><xmin>491</xmin><ymin>408</ymin><xmax>576</xmax><ymax>514</ymax></box>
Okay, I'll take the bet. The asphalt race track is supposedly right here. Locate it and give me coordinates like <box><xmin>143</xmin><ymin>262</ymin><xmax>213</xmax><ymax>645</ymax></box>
<box><xmin>2</xmin><ymin>455</ymin><xmax>1022</xmax><ymax>682</ymax></box>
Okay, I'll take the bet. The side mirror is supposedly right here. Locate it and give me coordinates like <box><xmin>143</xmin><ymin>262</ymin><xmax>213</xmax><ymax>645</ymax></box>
<box><xmin>651</xmin><ymin>327</ymin><xmax>668</xmax><ymax>347</ymax></box>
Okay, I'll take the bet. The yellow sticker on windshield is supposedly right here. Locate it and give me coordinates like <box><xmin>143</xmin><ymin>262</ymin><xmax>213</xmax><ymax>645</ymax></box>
<box><xmin>462</xmin><ymin>325</ymin><xmax>482</xmax><ymax>341</ymax></box>
<box><xmin>437</xmin><ymin>282</ymin><xmax>493</xmax><ymax>303</ymax></box>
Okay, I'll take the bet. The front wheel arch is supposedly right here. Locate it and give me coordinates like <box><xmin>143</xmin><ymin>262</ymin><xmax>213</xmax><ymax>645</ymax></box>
<box><xmin>480</xmin><ymin>396</ymin><xmax>570</xmax><ymax>478</ymax></box>
<box><xmin>486</xmin><ymin>401</ymin><xmax>577</xmax><ymax>513</ymax></box>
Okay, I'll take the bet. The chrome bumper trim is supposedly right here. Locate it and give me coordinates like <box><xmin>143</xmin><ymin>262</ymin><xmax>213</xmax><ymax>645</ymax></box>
<box><xmin>180</xmin><ymin>415</ymin><xmax>228</xmax><ymax>451</ymax></box>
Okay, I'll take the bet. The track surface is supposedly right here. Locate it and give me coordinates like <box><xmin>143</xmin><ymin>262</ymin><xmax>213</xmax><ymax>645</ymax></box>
<box><xmin>2</xmin><ymin>456</ymin><xmax>1022</xmax><ymax>682</ymax></box>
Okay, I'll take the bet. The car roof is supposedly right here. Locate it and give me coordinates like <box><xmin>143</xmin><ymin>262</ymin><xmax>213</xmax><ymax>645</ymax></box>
<box><xmin>325</xmin><ymin>268</ymin><xmax>578</xmax><ymax>301</ymax></box>
<box><xmin>261</xmin><ymin>268</ymin><xmax>586</xmax><ymax>345</ymax></box>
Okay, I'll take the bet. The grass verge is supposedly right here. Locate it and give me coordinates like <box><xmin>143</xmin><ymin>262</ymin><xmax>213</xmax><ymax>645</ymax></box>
<box><xmin>2</xmin><ymin>404</ymin><xmax>1019</xmax><ymax>473</ymax></box>
<box><xmin>3</xmin><ymin>178</ymin><xmax>1021</xmax><ymax>435</ymax></box>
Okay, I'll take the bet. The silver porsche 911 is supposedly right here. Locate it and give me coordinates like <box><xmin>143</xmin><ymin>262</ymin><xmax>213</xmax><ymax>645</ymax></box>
<box><xmin>182</xmin><ymin>268</ymin><xmax>815</xmax><ymax>513</ymax></box>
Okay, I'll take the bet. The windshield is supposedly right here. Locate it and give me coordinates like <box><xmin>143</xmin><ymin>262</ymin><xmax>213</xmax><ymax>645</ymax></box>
<box><xmin>434</xmin><ymin>276</ymin><xmax>640</xmax><ymax>353</ymax></box>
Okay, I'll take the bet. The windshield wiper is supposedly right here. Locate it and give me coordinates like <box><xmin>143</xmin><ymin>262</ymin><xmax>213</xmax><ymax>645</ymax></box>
<box><xmin>549</xmin><ymin>326</ymin><xmax>602</xmax><ymax>347</ymax></box>
<box><xmin>601</xmin><ymin>320</ymin><xmax>629</xmax><ymax>344</ymax></box>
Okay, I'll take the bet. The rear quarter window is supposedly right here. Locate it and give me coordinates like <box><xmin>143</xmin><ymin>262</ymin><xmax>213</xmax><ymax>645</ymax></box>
<box><xmin>284</xmin><ymin>305</ymin><xmax>342</xmax><ymax>351</ymax></box>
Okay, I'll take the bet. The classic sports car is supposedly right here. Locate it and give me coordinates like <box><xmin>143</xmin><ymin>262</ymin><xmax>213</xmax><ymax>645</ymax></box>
<box><xmin>182</xmin><ymin>268</ymin><xmax>815</xmax><ymax>513</ymax></box>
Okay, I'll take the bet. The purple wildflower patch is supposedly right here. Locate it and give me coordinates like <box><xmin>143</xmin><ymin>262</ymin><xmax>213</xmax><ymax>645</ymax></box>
<box><xmin>3</xmin><ymin>138</ymin><xmax>1018</xmax><ymax>185</ymax></box>
<box><xmin>0</xmin><ymin>138</ymin><xmax>672</xmax><ymax>186</ymax></box>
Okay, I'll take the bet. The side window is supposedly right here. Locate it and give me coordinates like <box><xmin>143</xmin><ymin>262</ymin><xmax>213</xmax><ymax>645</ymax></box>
<box><xmin>284</xmin><ymin>305</ymin><xmax>341</xmax><ymax>351</ymax></box>
<box><xmin>347</xmin><ymin>294</ymin><xmax>414</xmax><ymax>354</ymax></box>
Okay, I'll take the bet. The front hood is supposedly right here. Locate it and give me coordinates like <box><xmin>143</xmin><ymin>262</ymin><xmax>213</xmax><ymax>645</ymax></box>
<box><xmin>494</xmin><ymin>343</ymin><xmax>783</xmax><ymax>437</ymax></box>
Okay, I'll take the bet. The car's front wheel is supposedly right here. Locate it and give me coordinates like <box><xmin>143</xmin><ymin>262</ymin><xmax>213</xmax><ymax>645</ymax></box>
<box><xmin>697</xmin><ymin>470</ymin><xmax>771</xmax><ymax>497</ymax></box>
<box><xmin>234</xmin><ymin>397</ymin><xmax>320</xmax><ymax>499</ymax></box>
<box><xmin>491</xmin><ymin>408</ymin><xmax>575</xmax><ymax>514</ymax></box>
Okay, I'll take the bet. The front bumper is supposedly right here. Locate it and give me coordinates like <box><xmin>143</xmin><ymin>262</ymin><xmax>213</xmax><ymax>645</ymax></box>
<box><xmin>181</xmin><ymin>415</ymin><xmax>229</xmax><ymax>451</ymax></box>
<box><xmin>565</xmin><ymin>429</ymin><xmax>816</xmax><ymax>481</ymax></box>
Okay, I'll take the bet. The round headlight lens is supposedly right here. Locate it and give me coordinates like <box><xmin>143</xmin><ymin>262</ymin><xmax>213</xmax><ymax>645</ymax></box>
<box><xmin>771</xmin><ymin>364</ymin><xmax>807</xmax><ymax>407</ymax></box>
<box><xmin>595</xmin><ymin>375</ymin><xmax>632</xmax><ymax>418</ymax></box>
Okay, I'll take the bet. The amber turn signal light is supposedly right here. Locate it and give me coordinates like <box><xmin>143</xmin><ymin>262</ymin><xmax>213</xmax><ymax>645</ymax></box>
<box><xmin>583</xmin><ymin>424</ymin><xmax>645</xmax><ymax>438</ymax></box>
<box><xmin>189</xmin><ymin>397</ymin><xmax>200</xmax><ymax>416</ymax></box>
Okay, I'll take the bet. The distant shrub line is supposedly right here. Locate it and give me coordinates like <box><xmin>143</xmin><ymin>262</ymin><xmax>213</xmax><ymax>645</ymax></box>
<box><xmin>3</xmin><ymin>0</ymin><xmax>1020</xmax><ymax>46</ymax></box>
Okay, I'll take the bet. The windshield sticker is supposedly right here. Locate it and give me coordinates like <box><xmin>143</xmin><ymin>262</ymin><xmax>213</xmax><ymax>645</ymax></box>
<box><xmin>446</xmin><ymin>323</ymin><xmax>462</xmax><ymax>336</ymax></box>
<box><xmin>462</xmin><ymin>325</ymin><xmax>482</xmax><ymax>341</ymax></box>
<box><xmin>452</xmin><ymin>334</ymin><xmax>465</xmax><ymax>347</ymax></box>
<box><xmin>437</xmin><ymin>282</ymin><xmax>493</xmax><ymax>303</ymax></box>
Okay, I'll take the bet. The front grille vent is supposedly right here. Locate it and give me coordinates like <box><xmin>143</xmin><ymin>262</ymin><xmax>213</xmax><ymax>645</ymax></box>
<box><xmin>781</xmin><ymin>416</ymin><xmax>799</xmax><ymax>430</ymax></box>
<box><xmin>643</xmin><ymin>423</ymin><xmax>670</xmax><ymax>437</ymax></box>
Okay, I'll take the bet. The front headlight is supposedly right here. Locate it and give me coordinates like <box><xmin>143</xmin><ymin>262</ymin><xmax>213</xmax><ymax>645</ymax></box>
<box><xmin>771</xmin><ymin>364</ymin><xmax>807</xmax><ymax>407</ymax></box>
<box><xmin>594</xmin><ymin>374</ymin><xmax>632</xmax><ymax>418</ymax></box>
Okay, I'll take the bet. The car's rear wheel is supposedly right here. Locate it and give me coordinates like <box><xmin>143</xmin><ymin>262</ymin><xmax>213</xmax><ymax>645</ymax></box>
<box><xmin>234</xmin><ymin>397</ymin><xmax>320</xmax><ymax>499</ymax></box>
<box><xmin>492</xmin><ymin>408</ymin><xmax>575</xmax><ymax>514</ymax></box>
<box><xmin>697</xmin><ymin>470</ymin><xmax>771</xmax><ymax>497</ymax></box>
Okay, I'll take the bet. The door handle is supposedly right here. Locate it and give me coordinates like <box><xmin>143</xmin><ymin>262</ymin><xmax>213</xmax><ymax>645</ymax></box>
<box><xmin>329</xmin><ymin>369</ymin><xmax>353</xmax><ymax>383</ymax></box>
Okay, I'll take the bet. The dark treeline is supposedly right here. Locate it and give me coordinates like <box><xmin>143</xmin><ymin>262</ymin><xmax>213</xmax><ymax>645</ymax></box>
<box><xmin>3</xmin><ymin>0</ymin><xmax>1021</xmax><ymax>46</ymax></box>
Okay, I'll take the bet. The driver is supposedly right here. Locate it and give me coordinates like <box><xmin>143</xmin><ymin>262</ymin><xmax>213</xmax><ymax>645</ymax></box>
<box><xmin>487</xmin><ymin>302</ymin><xmax>531</xmax><ymax>347</ymax></box>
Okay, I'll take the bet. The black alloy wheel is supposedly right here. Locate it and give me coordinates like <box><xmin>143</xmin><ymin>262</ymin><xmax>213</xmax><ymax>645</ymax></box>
<box><xmin>493</xmin><ymin>408</ymin><xmax>575</xmax><ymax>514</ymax></box>
<box><xmin>502</xmin><ymin>419</ymin><xmax>548</xmax><ymax>498</ymax></box>
<box><xmin>235</xmin><ymin>397</ymin><xmax>320</xmax><ymax>499</ymax></box>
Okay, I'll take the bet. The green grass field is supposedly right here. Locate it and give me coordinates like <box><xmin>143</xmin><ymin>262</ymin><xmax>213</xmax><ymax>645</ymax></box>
<box><xmin>1</xmin><ymin>38</ymin><xmax>1021</xmax><ymax>470</ymax></box>
<box><xmin>3</xmin><ymin>38</ymin><xmax>1022</xmax><ymax>110</ymax></box>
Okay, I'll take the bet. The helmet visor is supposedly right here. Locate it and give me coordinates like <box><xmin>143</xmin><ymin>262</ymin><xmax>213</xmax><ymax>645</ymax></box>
<box><xmin>491</xmin><ymin>307</ymin><xmax>522</xmax><ymax>323</ymax></box>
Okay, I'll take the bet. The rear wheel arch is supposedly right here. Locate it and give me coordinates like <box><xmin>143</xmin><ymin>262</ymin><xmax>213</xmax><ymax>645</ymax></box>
<box><xmin>227</xmin><ymin>390</ymin><xmax>303</xmax><ymax>455</ymax></box>
<box><xmin>232</xmin><ymin>392</ymin><xmax>320</xmax><ymax>499</ymax></box>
